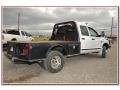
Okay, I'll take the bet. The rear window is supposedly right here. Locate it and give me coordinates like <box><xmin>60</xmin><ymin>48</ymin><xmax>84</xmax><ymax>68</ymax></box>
<box><xmin>80</xmin><ymin>26</ymin><xmax>89</xmax><ymax>36</ymax></box>
<box><xmin>7</xmin><ymin>30</ymin><xmax>20</xmax><ymax>35</ymax></box>
<box><xmin>2</xmin><ymin>31</ymin><xmax>6</xmax><ymax>34</ymax></box>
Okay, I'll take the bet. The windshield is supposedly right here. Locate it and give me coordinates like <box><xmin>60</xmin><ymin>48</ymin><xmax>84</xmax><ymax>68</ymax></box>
<box><xmin>25</xmin><ymin>32</ymin><xmax>32</xmax><ymax>37</ymax></box>
<box><xmin>21</xmin><ymin>31</ymin><xmax>32</xmax><ymax>36</ymax></box>
<box><xmin>51</xmin><ymin>21</ymin><xmax>78</xmax><ymax>41</ymax></box>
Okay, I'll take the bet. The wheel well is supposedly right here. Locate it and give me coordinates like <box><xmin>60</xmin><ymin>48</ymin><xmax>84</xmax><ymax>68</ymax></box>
<box><xmin>11</xmin><ymin>38</ymin><xmax>17</xmax><ymax>41</ymax></box>
<box><xmin>51</xmin><ymin>46</ymin><xmax>67</xmax><ymax>55</ymax></box>
<box><xmin>103</xmin><ymin>43</ymin><xmax>109</xmax><ymax>49</ymax></box>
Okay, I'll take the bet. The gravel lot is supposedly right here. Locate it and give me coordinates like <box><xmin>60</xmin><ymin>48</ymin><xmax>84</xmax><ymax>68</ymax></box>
<box><xmin>2</xmin><ymin>42</ymin><xmax>118</xmax><ymax>84</ymax></box>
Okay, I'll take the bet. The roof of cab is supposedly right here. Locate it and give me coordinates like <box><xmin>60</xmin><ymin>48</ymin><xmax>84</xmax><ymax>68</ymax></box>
<box><xmin>55</xmin><ymin>21</ymin><xmax>88</xmax><ymax>26</ymax></box>
<box><xmin>74</xmin><ymin>21</ymin><xmax>88</xmax><ymax>26</ymax></box>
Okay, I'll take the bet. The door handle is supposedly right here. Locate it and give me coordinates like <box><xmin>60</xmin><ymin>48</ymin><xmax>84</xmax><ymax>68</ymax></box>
<box><xmin>82</xmin><ymin>38</ymin><xmax>85</xmax><ymax>40</ymax></box>
<box><xmin>92</xmin><ymin>38</ymin><xmax>95</xmax><ymax>40</ymax></box>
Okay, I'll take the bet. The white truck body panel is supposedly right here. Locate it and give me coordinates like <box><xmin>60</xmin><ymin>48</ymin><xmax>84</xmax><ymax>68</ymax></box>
<box><xmin>2</xmin><ymin>30</ymin><xmax>33</xmax><ymax>44</ymax></box>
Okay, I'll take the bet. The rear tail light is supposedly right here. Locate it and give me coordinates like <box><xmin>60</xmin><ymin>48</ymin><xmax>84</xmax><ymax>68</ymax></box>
<box><xmin>22</xmin><ymin>43</ymin><xmax>32</xmax><ymax>55</ymax></box>
<box><xmin>23</xmin><ymin>47</ymin><xmax>29</xmax><ymax>55</ymax></box>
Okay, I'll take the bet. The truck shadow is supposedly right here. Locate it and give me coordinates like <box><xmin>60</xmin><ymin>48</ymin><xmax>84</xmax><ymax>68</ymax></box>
<box><xmin>12</xmin><ymin>53</ymin><xmax>102</xmax><ymax>66</ymax></box>
<box><xmin>67</xmin><ymin>53</ymin><xmax>101</xmax><ymax>59</ymax></box>
<box><xmin>65</xmin><ymin>53</ymin><xmax>104</xmax><ymax>62</ymax></box>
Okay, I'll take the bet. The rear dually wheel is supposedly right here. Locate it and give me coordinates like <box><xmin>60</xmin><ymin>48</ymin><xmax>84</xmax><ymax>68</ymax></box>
<box><xmin>44</xmin><ymin>51</ymin><xmax>64</xmax><ymax>73</ymax></box>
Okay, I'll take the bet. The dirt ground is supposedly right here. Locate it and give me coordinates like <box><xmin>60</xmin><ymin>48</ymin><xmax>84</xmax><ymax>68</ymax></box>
<box><xmin>2</xmin><ymin>42</ymin><xmax>118</xmax><ymax>84</ymax></box>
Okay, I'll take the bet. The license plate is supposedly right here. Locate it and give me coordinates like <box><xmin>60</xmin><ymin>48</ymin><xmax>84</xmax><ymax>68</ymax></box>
<box><xmin>10</xmin><ymin>47</ymin><xmax>13</xmax><ymax>51</ymax></box>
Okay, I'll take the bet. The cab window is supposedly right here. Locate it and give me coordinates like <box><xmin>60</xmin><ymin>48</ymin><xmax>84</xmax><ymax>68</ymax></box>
<box><xmin>80</xmin><ymin>26</ymin><xmax>89</xmax><ymax>36</ymax></box>
<box><xmin>88</xmin><ymin>27</ymin><xmax>98</xmax><ymax>37</ymax></box>
<box><xmin>7</xmin><ymin>30</ymin><xmax>20</xmax><ymax>35</ymax></box>
<box><xmin>21</xmin><ymin>31</ymin><xmax>26</xmax><ymax>36</ymax></box>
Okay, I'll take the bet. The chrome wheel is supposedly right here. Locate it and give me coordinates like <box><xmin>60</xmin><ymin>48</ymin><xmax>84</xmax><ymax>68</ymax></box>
<box><xmin>51</xmin><ymin>55</ymin><xmax>61</xmax><ymax>69</ymax></box>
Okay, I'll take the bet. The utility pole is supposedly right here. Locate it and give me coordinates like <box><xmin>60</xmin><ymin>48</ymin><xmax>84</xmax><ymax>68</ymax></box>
<box><xmin>110</xmin><ymin>17</ymin><xmax>113</xmax><ymax>36</ymax></box>
<box><xmin>18</xmin><ymin>13</ymin><xmax>20</xmax><ymax>31</ymax></box>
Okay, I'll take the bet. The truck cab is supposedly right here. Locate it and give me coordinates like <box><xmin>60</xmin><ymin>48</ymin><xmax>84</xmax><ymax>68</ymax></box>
<box><xmin>51</xmin><ymin>21</ymin><xmax>110</xmax><ymax>56</ymax></box>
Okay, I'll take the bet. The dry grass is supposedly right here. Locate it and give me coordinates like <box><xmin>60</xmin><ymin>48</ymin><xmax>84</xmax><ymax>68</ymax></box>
<box><xmin>33</xmin><ymin>36</ymin><xmax>50</xmax><ymax>41</ymax></box>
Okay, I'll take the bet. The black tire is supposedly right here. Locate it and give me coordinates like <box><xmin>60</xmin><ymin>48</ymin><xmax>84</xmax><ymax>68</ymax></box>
<box><xmin>44</xmin><ymin>51</ymin><xmax>64</xmax><ymax>73</ymax></box>
<box><xmin>101</xmin><ymin>46</ymin><xmax>107</xmax><ymax>58</ymax></box>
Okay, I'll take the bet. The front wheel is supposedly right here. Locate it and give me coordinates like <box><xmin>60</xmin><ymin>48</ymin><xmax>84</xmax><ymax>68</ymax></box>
<box><xmin>44</xmin><ymin>51</ymin><xmax>64</xmax><ymax>73</ymax></box>
<box><xmin>101</xmin><ymin>46</ymin><xmax>107</xmax><ymax>58</ymax></box>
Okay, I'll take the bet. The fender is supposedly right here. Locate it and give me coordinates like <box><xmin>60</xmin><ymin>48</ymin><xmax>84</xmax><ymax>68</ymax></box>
<box><xmin>46</xmin><ymin>44</ymin><xmax>68</xmax><ymax>56</ymax></box>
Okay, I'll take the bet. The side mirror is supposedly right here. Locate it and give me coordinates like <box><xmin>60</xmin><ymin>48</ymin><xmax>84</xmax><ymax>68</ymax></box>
<box><xmin>101</xmin><ymin>31</ymin><xmax>105</xmax><ymax>37</ymax></box>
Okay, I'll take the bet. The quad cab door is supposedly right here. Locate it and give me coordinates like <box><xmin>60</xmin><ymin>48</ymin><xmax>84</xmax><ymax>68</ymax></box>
<box><xmin>80</xmin><ymin>25</ymin><xmax>92</xmax><ymax>54</ymax></box>
<box><xmin>80</xmin><ymin>26</ymin><xmax>101</xmax><ymax>54</ymax></box>
<box><xmin>88</xmin><ymin>27</ymin><xmax>101</xmax><ymax>52</ymax></box>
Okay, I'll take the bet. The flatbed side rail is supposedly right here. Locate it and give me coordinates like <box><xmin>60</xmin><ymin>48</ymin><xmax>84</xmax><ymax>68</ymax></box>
<box><xmin>11</xmin><ymin>57</ymin><xmax>46</xmax><ymax>63</ymax></box>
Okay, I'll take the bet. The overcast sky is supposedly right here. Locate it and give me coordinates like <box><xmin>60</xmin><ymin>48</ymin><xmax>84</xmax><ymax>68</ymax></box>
<box><xmin>2</xmin><ymin>7</ymin><xmax>118</xmax><ymax>36</ymax></box>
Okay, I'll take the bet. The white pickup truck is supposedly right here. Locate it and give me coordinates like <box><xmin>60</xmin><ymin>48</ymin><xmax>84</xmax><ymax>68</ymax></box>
<box><xmin>2</xmin><ymin>30</ymin><xmax>33</xmax><ymax>45</ymax></box>
<box><xmin>7</xmin><ymin>21</ymin><xmax>111</xmax><ymax>73</ymax></box>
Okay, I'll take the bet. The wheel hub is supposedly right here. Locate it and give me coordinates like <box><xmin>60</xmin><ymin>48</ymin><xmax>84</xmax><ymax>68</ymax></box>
<box><xmin>51</xmin><ymin>55</ymin><xmax>61</xmax><ymax>69</ymax></box>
